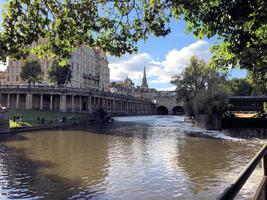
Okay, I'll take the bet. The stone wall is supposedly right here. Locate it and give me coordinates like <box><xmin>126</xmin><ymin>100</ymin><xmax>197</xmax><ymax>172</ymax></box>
<box><xmin>194</xmin><ymin>115</ymin><xmax>222</xmax><ymax>131</ymax></box>
<box><xmin>0</xmin><ymin>109</ymin><xmax>9</xmax><ymax>131</ymax></box>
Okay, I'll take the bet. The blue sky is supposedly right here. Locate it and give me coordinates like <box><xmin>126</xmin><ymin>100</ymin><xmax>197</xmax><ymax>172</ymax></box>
<box><xmin>0</xmin><ymin>2</ymin><xmax>246</xmax><ymax>90</ymax></box>
<box><xmin>109</xmin><ymin>18</ymin><xmax>247</xmax><ymax>90</ymax></box>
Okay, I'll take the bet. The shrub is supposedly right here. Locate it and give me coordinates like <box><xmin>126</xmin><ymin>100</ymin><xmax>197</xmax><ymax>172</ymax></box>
<box><xmin>192</xmin><ymin>89</ymin><xmax>228</xmax><ymax>118</ymax></box>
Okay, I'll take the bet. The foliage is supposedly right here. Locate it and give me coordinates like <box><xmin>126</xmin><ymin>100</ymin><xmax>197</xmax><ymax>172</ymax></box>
<box><xmin>0</xmin><ymin>0</ymin><xmax>266</xmax><ymax>82</ymax></box>
<box><xmin>182</xmin><ymin>101</ymin><xmax>194</xmax><ymax>117</ymax></box>
<box><xmin>173</xmin><ymin>0</ymin><xmax>267</xmax><ymax>83</ymax></box>
<box><xmin>251</xmin><ymin>83</ymin><xmax>267</xmax><ymax>95</ymax></box>
<box><xmin>171</xmin><ymin>56</ymin><xmax>229</xmax><ymax>117</ymax></box>
<box><xmin>92</xmin><ymin>108</ymin><xmax>112</xmax><ymax>123</ymax></box>
<box><xmin>227</xmin><ymin>78</ymin><xmax>253</xmax><ymax>96</ymax></box>
<box><xmin>192</xmin><ymin>89</ymin><xmax>228</xmax><ymax>117</ymax></box>
<box><xmin>20</xmin><ymin>60</ymin><xmax>42</xmax><ymax>86</ymax></box>
<box><xmin>264</xmin><ymin>102</ymin><xmax>267</xmax><ymax>114</ymax></box>
<box><xmin>48</xmin><ymin>60</ymin><xmax>72</xmax><ymax>87</ymax></box>
<box><xmin>171</xmin><ymin>56</ymin><xmax>207</xmax><ymax>101</ymax></box>
<box><xmin>171</xmin><ymin>56</ymin><xmax>227</xmax><ymax>101</ymax></box>
<box><xmin>246</xmin><ymin>73</ymin><xmax>267</xmax><ymax>95</ymax></box>
<box><xmin>0</xmin><ymin>0</ymin><xmax>170</xmax><ymax>61</ymax></box>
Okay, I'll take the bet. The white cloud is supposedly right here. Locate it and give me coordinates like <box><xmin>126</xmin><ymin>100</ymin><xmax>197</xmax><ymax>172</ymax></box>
<box><xmin>108</xmin><ymin>52</ymin><xmax>152</xmax><ymax>82</ymax></box>
<box><xmin>157</xmin><ymin>86</ymin><xmax>176</xmax><ymax>91</ymax></box>
<box><xmin>108</xmin><ymin>40</ymin><xmax>211</xmax><ymax>88</ymax></box>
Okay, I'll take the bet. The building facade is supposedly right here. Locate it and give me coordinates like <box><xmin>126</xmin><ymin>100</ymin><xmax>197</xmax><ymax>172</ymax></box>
<box><xmin>0</xmin><ymin>71</ymin><xmax>7</xmax><ymax>85</ymax></box>
<box><xmin>0</xmin><ymin>86</ymin><xmax>156</xmax><ymax>115</ymax></box>
<box><xmin>109</xmin><ymin>77</ymin><xmax>135</xmax><ymax>96</ymax></box>
<box><xmin>135</xmin><ymin>67</ymin><xmax>157</xmax><ymax>101</ymax></box>
<box><xmin>110</xmin><ymin>67</ymin><xmax>157</xmax><ymax>102</ymax></box>
<box><xmin>5</xmin><ymin>46</ymin><xmax>110</xmax><ymax>92</ymax></box>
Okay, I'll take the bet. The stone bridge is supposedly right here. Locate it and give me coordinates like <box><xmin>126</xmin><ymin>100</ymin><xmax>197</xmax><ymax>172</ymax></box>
<box><xmin>155</xmin><ymin>93</ymin><xmax>184</xmax><ymax>115</ymax></box>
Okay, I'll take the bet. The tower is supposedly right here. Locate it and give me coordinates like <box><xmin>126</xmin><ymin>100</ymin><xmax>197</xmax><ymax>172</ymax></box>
<box><xmin>141</xmin><ymin>66</ymin><xmax>148</xmax><ymax>89</ymax></box>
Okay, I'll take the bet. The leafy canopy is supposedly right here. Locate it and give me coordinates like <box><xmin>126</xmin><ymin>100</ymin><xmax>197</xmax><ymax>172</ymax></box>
<box><xmin>226</xmin><ymin>78</ymin><xmax>253</xmax><ymax>96</ymax></box>
<box><xmin>0</xmin><ymin>0</ymin><xmax>171</xmax><ymax>61</ymax></box>
<box><xmin>0</xmin><ymin>0</ymin><xmax>266</xmax><ymax>82</ymax></box>
<box><xmin>48</xmin><ymin>60</ymin><xmax>72</xmax><ymax>87</ymax></box>
<box><xmin>171</xmin><ymin>56</ymin><xmax>227</xmax><ymax>101</ymax></box>
<box><xmin>20</xmin><ymin>60</ymin><xmax>42</xmax><ymax>86</ymax></box>
<box><xmin>171</xmin><ymin>56</ymin><xmax>229</xmax><ymax>117</ymax></box>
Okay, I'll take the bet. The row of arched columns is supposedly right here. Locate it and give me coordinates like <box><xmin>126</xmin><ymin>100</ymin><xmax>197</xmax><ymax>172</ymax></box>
<box><xmin>0</xmin><ymin>90</ymin><xmax>156</xmax><ymax>116</ymax></box>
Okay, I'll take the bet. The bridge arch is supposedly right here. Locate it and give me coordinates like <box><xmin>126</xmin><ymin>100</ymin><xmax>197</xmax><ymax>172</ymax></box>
<box><xmin>172</xmin><ymin>106</ymin><xmax>185</xmax><ymax>115</ymax></box>
<box><xmin>157</xmin><ymin>106</ymin><xmax>169</xmax><ymax>115</ymax></box>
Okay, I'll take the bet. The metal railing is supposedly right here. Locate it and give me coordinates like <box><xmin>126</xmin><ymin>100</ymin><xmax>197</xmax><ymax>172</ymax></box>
<box><xmin>217</xmin><ymin>144</ymin><xmax>267</xmax><ymax>200</ymax></box>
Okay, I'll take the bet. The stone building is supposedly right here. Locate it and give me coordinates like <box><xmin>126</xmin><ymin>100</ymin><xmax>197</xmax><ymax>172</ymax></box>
<box><xmin>109</xmin><ymin>77</ymin><xmax>135</xmax><ymax>96</ymax></box>
<box><xmin>0</xmin><ymin>86</ymin><xmax>155</xmax><ymax>115</ymax></box>
<box><xmin>5</xmin><ymin>46</ymin><xmax>110</xmax><ymax>92</ymax></box>
<box><xmin>141</xmin><ymin>66</ymin><xmax>149</xmax><ymax>89</ymax></box>
<box><xmin>0</xmin><ymin>71</ymin><xmax>7</xmax><ymax>85</ymax></box>
<box><xmin>135</xmin><ymin>87</ymin><xmax>157</xmax><ymax>101</ymax></box>
<box><xmin>134</xmin><ymin>67</ymin><xmax>157</xmax><ymax>101</ymax></box>
<box><xmin>110</xmin><ymin>67</ymin><xmax>157</xmax><ymax>101</ymax></box>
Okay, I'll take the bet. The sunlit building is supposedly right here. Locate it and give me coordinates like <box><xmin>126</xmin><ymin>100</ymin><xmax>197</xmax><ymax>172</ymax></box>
<box><xmin>5</xmin><ymin>46</ymin><xmax>110</xmax><ymax>92</ymax></box>
<box><xmin>109</xmin><ymin>76</ymin><xmax>135</xmax><ymax>96</ymax></box>
<box><xmin>0</xmin><ymin>71</ymin><xmax>7</xmax><ymax>85</ymax></box>
<box><xmin>134</xmin><ymin>67</ymin><xmax>157</xmax><ymax>101</ymax></box>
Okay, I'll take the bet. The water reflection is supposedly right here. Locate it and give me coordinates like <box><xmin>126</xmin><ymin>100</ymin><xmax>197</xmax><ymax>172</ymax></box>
<box><xmin>0</xmin><ymin>116</ymin><xmax>264</xmax><ymax>199</ymax></box>
<box><xmin>176</xmin><ymin>138</ymin><xmax>260</xmax><ymax>199</ymax></box>
<box><xmin>0</xmin><ymin>131</ymin><xmax>111</xmax><ymax>199</ymax></box>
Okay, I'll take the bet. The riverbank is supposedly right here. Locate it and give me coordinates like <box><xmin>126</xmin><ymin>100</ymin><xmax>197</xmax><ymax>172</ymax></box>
<box><xmin>8</xmin><ymin>109</ymin><xmax>89</xmax><ymax>128</ymax></box>
<box><xmin>3</xmin><ymin>108</ymin><xmax>119</xmax><ymax>134</ymax></box>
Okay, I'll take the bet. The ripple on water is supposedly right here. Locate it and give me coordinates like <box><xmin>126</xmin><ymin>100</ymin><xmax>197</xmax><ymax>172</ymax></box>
<box><xmin>0</xmin><ymin>115</ymin><xmax>264</xmax><ymax>199</ymax></box>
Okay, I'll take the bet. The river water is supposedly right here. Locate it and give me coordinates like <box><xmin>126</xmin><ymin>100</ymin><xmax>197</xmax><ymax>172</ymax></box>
<box><xmin>0</xmin><ymin>115</ymin><xmax>265</xmax><ymax>200</ymax></box>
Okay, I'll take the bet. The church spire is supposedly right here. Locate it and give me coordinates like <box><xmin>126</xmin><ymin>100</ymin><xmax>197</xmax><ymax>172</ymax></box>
<box><xmin>141</xmin><ymin>66</ymin><xmax>148</xmax><ymax>89</ymax></box>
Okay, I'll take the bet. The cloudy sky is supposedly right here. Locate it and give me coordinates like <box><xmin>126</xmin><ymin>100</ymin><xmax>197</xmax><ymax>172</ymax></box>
<box><xmin>0</xmin><ymin>2</ymin><xmax>246</xmax><ymax>90</ymax></box>
<box><xmin>108</xmin><ymin>18</ymin><xmax>246</xmax><ymax>90</ymax></box>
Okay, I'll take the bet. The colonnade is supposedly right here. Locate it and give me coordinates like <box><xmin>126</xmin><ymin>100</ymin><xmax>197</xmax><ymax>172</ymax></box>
<box><xmin>0</xmin><ymin>89</ymin><xmax>155</xmax><ymax>115</ymax></box>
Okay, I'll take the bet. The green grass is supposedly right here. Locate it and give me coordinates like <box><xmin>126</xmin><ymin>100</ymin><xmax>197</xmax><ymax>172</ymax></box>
<box><xmin>9</xmin><ymin>109</ymin><xmax>89</xmax><ymax>128</ymax></box>
<box><xmin>10</xmin><ymin>120</ymin><xmax>32</xmax><ymax>128</ymax></box>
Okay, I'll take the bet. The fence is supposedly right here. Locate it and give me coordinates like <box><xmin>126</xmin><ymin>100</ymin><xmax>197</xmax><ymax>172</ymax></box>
<box><xmin>217</xmin><ymin>144</ymin><xmax>267</xmax><ymax>200</ymax></box>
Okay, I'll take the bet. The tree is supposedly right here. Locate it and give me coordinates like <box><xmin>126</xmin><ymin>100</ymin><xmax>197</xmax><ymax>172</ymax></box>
<box><xmin>1</xmin><ymin>1</ymin><xmax>266</xmax><ymax>82</ymax></box>
<box><xmin>20</xmin><ymin>60</ymin><xmax>42</xmax><ymax>87</ymax></box>
<box><xmin>246</xmin><ymin>73</ymin><xmax>267</xmax><ymax>95</ymax></box>
<box><xmin>171</xmin><ymin>56</ymin><xmax>226</xmax><ymax>101</ymax></box>
<box><xmin>192</xmin><ymin>89</ymin><xmax>229</xmax><ymax>117</ymax></box>
<box><xmin>48</xmin><ymin>60</ymin><xmax>72</xmax><ymax>87</ymax></box>
<box><xmin>171</xmin><ymin>0</ymin><xmax>267</xmax><ymax>83</ymax></box>
<box><xmin>227</xmin><ymin>78</ymin><xmax>253</xmax><ymax>96</ymax></box>
<box><xmin>171</xmin><ymin>56</ymin><xmax>228</xmax><ymax>117</ymax></box>
<box><xmin>0</xmin><ymin>0</ymin><xmax>170</xmax><ymax>61</ymax></box>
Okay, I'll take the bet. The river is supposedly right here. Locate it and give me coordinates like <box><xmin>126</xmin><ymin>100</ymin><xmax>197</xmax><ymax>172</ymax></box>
<box><xmin>0</xmin><ymin>115</ymin><xmax>265</xmax><ymax>200</ymax></box>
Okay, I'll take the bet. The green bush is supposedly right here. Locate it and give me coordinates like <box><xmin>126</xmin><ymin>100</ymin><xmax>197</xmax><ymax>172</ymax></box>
<box><xmin>192</xmin><ymin>89</ymin><xmax>228</xmax><ymax>118</ymax></box>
